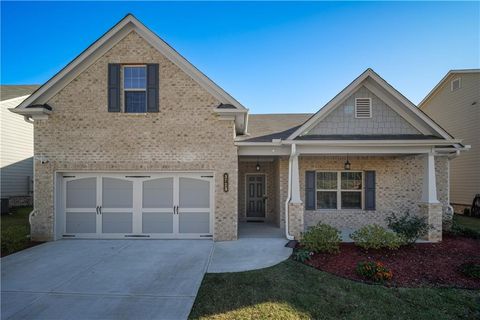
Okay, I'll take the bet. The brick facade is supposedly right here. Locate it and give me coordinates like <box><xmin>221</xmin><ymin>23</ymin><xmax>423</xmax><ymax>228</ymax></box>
<box><xmin>31</xmin><ymin>31</ymin><xmax>238</xmax><ymax>241</ymax></box>
<box><xmin>296</xmin><ymin>155</ymin><xmax>449</xmax><ymax>241</ymax></box>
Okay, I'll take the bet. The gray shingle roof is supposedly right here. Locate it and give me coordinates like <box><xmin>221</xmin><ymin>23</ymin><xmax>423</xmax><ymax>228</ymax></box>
<box><xmin>240</xmin><ymin>113</ymin><xmax>313</xmax><ymax>142</ymax></box>
<box><xmin>0</xmin><ymin>85</ymin><xmax>40</xmax><ymax>101</ymax></box>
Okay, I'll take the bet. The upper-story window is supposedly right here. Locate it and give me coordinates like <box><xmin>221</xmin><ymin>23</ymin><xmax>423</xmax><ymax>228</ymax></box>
<box><xmin>450</xmin><ymin>77</ymin><xmax>461</xmax><ymax>92</ymax></box>
<box><xmin>124</xmin><ymin>66</ymin><xmax>147</xmax><ymax>113</ymax></box>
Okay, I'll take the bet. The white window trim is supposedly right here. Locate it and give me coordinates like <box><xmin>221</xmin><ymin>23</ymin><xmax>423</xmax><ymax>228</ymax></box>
<box><xmin>354</xmin><ymin>97</ymin><xmax>372</xmax><ymax>119</ymax></box>
<box><xmin>316</xmin><ymin>171</ymin><xmax>364</xmax><ymax>210</ymax></box>
<box><xmin>450</xmin><ymin>77</ymin><xmax>461</xmax><ymax>92</ymax></box>
<box><xmin>123</xmin><ymin>65</ymin><xmax>147</xmax><ymax>113</ymax></box>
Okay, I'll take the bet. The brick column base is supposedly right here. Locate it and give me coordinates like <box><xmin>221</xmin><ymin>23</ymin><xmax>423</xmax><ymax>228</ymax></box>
<box><xmin>418</xmin><ymin>202</ymin><xmax>443</xmax><ymax>242</ymax></box>
<box><xmin>288</xmin><ymin>202</ymin><xmax>304</xmax><ymax>239</ymax></box>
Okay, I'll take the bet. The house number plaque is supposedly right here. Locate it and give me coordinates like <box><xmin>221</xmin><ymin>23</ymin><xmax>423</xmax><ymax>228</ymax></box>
<box><xmin>223</xmin><ymin>173</ymin><xmax>229</xmax><ymax>192</ymax></box>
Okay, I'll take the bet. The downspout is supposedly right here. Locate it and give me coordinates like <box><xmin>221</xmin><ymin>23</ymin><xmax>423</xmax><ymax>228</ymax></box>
<box><xmin>284</xmin><ymin>144</ymin><xmax>296</xmax><ymax>240</ymax></box>
<box><xmin>24</xmin><ymin>115</ymin><xmax>34</xmax><ymax>124</ymax></box>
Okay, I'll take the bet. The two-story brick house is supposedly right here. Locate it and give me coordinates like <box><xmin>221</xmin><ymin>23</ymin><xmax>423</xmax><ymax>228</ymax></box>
<box><xmin>12</xmin><ymin>15</ymin><xmax>467</xmax><ymax>242</ymax></box>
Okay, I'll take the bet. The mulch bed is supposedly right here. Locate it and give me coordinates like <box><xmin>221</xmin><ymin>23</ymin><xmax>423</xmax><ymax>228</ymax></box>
<box><xmin>305</xmin><ymin>234</ymin><xmax>480</xmax><ymax>289</ymax></box>
<box><xmin>1</xmin><ymin>241</ymin><xmax>44</xmax><ymax>258</ymax></box>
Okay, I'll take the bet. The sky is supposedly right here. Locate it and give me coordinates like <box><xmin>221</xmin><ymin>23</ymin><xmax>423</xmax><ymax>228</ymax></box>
<box><xmin>1</xmin><ymin>1</ymin><xmax>479</xmax><ymax>113</ymax></box>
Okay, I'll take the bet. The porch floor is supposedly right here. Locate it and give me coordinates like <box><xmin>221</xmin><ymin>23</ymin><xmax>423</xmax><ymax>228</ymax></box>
<box><xmin>238</xmin><ymin>222</ymin><xmax>284</xmax><ymax>238</ymax></box>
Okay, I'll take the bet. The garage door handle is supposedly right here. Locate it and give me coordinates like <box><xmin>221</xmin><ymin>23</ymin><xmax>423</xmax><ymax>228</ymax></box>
<box><xmin>96</xmin><ymin>206</ymin><xmax>99</xmax><ymax>215</ymax></box>
<box><xmin>99</xmin><ymin>206</ymin><xmax>102</xmax><ymax>215</ymax></box>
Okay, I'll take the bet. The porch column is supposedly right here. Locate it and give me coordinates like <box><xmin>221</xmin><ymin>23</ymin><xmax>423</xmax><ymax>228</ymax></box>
<box><xmin>288</xmin><ymin>144</ymin><xmax>303</xmax><ymax>239</ymax></box>
<box><xmin>419</xmin><ymin>152</ymin><xmax>442</xmax><ymax>242</ymax></box>
<box><xmin>290</xmin><ymin>147</ymin><xmax>302</xmax><ymax>204</ymax></box>
<box><xmin>421</xmin><ymin>152</ymin><xmax>438</xmax><ymax>204</ymax></box>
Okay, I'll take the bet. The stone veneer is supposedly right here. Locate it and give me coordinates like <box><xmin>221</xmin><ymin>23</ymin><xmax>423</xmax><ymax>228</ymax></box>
<box><xmin>238</xmin><ymin>160</ymin><xmax>279</xmax><ymax>225</ymax></box>
<box><xmin>32</xmin><ymin>31</ymin><xmax>238</xmax><ymax>241</ymax></box>
<box><xmin>296</xmin><ymin>155</ymin><xmax>449</xmax><ymax>241</ymax></box>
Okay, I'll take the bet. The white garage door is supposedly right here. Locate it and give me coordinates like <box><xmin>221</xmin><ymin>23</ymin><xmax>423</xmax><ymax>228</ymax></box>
<box><xmin>61</xmin><ymin>173</ymin><xmax>213</xmax><ymax>239</ymax></box>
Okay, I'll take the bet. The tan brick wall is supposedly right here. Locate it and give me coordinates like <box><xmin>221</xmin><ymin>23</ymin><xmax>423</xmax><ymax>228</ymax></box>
<box><xmin>31</xmin><ymin>31</ymin><xmax>238</xmax><ymax>241</ymax></box>
<box><xmin>277</xmin><ymin>155</ymin><xmax>448</xmax><ymax>241</ymax></box>
<box><xmin>238</xmin><ymin>160</ymin><xmax>279</xmax><ymax>225</ymax></box>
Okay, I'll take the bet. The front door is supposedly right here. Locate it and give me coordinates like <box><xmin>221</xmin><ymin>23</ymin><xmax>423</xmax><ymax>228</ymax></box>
<box><xmin>246</xmin><ymin>175</ymin><xmax>266</xmax><ymax>218</ymax></box>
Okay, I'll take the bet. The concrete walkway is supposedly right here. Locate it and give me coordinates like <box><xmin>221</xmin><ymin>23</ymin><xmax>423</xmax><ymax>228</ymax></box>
<box><xmin>208</xmin><ymin>237</ymin><xmax>293</xmax><ymax>273</ymax></box>
<box><xmin>1</xmin><ymin>240</ymin><xmax>213</xmax><ymax>320</ymax></box>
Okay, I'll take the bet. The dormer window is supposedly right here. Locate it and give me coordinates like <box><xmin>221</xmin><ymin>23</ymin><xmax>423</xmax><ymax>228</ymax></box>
<box><xmin>124</xmin><ymin>66</ymin><xmax>147</xmax><ymax>113</ymax></box>
<box><xmin>355</xmin><ymin>98</ymin><xmax>372</xmax><ymax>118</ymax></box>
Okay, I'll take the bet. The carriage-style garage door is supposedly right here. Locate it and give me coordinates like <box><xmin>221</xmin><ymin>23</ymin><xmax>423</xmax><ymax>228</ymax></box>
<box><xmin>60</xmin><ymin>173</ymin><xmax>213</xmax><ymax>239</ymax></box>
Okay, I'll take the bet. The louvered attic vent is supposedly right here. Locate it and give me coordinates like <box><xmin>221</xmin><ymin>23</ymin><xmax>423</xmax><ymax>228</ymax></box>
<box><xmin>355</xmin><ymin>98</ymin><xmax>372</xmax><ymax>118</ymax></box>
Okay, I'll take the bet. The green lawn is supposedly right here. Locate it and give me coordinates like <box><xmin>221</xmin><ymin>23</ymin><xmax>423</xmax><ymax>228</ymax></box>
<box><xmin>1</xmin><ymin>206</ymin><xmax>33</xmax><ymax>256</ymax></box>
<box><xmin>454</xmin><ymin>215</ymin><xmax>480</xmax><ymax>232</ymax></box>
<box><xmin>190</xmin><ymin>260</ymin><xmax>480</xmax><ymax>320</ymax></box>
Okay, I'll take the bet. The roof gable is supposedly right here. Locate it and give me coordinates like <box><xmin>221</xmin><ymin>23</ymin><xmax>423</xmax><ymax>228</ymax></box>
<box><xmin>287</xmin><ymin>69</ymin><xmax>453</xmax><ymax>140</ymax></box>
<box><xmin>13</xmin><ymin>14</ymin><xmax>247</xmax><ymax>115</ymax></box>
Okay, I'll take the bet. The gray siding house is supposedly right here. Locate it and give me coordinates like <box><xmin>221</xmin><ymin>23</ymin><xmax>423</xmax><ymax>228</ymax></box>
<box><xmin>11</xmin><ymin>15</ymin><xmax>467</xmax><ymax>242</ymax></box>
<box><xmin>419</xmin><ymin>70</ymin><xmax>480</xmax><ymax>212</ymax></box>
<box><xmin>1</xmin><ymin>85</ymin><xmax>39</xmax><ymax>209</ymax></box>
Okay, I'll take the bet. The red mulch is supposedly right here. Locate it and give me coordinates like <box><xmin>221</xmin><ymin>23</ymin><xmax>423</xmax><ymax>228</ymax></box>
<box><xmin>305</xmin><ymin>234</ymin><xmax>480</xmax><ymax>289</ymax></box>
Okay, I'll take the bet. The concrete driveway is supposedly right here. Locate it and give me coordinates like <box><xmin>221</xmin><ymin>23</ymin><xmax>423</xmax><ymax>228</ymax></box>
<box><xmin>1</xmin><ymin>240</ymin><xmax>213</xmax><ymax>320</ymax></box>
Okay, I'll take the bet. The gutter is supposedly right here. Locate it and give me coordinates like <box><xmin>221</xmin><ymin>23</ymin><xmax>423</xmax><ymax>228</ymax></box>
<box><xmin>284</xmin><ymin>144</ymin><xmax>296</xmax><ymax>240</ymax></box>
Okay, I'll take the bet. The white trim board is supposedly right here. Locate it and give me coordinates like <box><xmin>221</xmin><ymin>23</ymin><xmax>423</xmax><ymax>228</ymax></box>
<box><xmin>286</xmin><ymin>68</ymin><xmax>454</xmax><ymax>141</ymax></box>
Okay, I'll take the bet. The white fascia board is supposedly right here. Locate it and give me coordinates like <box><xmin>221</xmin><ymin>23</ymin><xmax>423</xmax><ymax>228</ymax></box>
<box><xmin>297</xmin><ymin>145</ymin><xmax>432</xmax><ymax>154</ymax></box>
<box><xmin>14</xmin><ymin>14</ymin><xmax>248</xmax><ymax>117</ymax></box>
<box><xmin>237</xmin><ymin>145</ymin><xmax>291</xmax><ymax>156</ymax></box>
<box><xmin>282</xmin><ymin>139</ymin><xmax>462</xmax><ymax>146</ymax></box>
<box><xmin>10</xmin><ymin>107</ymin><xmax>52</xmax><ymax>116</ymax></box>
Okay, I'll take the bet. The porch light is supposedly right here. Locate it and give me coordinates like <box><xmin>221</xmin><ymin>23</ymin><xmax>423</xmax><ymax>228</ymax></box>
<box><xmin>344</xmin><ymin>155</ymin><xmax>351</xmax><ymax>171</ymax></box>
<box><xmin>256</xmin><ymin>160</ymin><xmax>261</xmax><ymax>171</ymax></box>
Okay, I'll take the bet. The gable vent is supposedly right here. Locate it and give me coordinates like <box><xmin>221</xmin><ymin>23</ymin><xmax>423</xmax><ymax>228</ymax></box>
<box><xmin>355</xmin><ymin>98</ymin><xmax>372</xmax><ymax>118</ymax></box>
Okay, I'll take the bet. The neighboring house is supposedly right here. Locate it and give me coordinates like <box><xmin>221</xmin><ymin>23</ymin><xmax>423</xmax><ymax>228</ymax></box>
<box><xmin>419</xmin><ymin>70</ymin><xmax>480</xmax><ymax>213</ymax></box>
<box><xmin>12</xmin><ymin>15</ymin><xmax>466</xmax><ymax>242</ymax></box>
<box><xmin>0</xmin><ymin>85</ymin><xmax>39</xmax><ymax>210</ymax></box>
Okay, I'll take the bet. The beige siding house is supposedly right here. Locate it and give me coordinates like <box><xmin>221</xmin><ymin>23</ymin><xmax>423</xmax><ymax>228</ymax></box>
<box><xmin>0</xmin><ymin>86</ymin><xmax>39</xmax><ymax>208</ymax></box>
<box><xmin>419</xmin><ymin>70</ymin><xmax>480</xmax><ymax>211</ymax></box>
<box><xmin>12</xmin><ymin>15</ymin><xmax>466</xmax><ymax>243</ymax></box>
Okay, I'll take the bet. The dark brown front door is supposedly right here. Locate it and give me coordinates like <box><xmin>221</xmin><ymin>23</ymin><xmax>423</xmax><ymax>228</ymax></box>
<box><xmin>246</xmin><ymin>175</ymin><xmax>266</xmax><ymax>218</ymax></box>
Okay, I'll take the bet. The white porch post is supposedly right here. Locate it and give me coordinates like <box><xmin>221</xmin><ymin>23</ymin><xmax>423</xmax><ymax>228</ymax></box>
<box><xmin>421</xmin><ymin>152</ymin><xmax>439</xmax><ymax>204</ymax></box>
<box><xmin>290</xmin><ymin>144</ymin><xmax>302</xmax><ymax>204</ymax></box>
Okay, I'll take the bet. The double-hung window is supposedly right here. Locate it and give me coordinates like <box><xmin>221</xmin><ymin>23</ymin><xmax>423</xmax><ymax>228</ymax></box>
<box><xmin>124</xmin><ymin>66</ymin><xmax>147</xmax><ymax>113</ymax></box>
<box><xmin>316</xmin><ymin>171</ymin><xmax>363</xmax><ymax>209</ymax></box>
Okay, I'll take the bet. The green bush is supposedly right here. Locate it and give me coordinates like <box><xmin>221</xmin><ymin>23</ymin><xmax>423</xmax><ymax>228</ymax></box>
<box><xmin>1</xmin><ymin>225</ymin><xmax>29</xmax><ymax>256</ymax></box>
<box><xmin>300</xmin><ymin>223</ymin><xmax>341</xmax><ymax>254</ymax></box>
<box><xmin>356</xmin><ymin>261</ymin><xmax>393</xmax><ymax>282</ymax></box>
<box><xmin>386</xmin><ymin>212</ymin><xmax>430</xmax><ymax>244</ymax></box>
<box><xmin>458</xmin><ymin>263</ymin><xmax>480</xmax><ymax>279</ymax></box>
<box><xmin>350</xmin><ymin>224</ymin><xmax>404</xmax><ymax>250</ymax></box>
<box><xmin>292</xmin><ymin>249</ymin><xmax>312</xmax><ymax>263</ymax></box>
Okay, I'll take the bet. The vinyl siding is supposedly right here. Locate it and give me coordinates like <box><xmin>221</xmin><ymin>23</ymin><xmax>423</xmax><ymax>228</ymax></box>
<box><xmin>306</xmin><ymin>86</ymin><xmax>421</xmax><ymax>135</ymax></box>
<box><xmin>0</xmin><ymin>95</ymin><xmax>34</xmax><ymax>197</ymax></box>
<box><xmin>421</xmin><ymin>72</ymin><xmax>480</xmax><ymax>205</ymax></box>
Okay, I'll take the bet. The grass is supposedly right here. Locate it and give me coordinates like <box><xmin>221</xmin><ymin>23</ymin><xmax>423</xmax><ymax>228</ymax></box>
<box><xmin>454</xmin><ymin>215</ymin><xmax>480</xmax><ymax>232</ymax></box>
<box><xmin>190</xmin><ymin>260</ymin><xmax>480</xmax><ymax>320</ymax></box>
<box><xmin>1</xmin><ymin>206</ymin><xmax>33</xmax><ymax>256</ymax></box>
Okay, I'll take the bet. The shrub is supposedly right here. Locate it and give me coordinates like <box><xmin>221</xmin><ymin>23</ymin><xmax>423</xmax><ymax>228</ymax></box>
<box><xmin>300</xmin><ymin>223</ymin><xmax>341</xmax><ymax>254</ymax></box>
<box><xmin>458</xmin><ymin>263</ymin><xmax>480</xmax><ymax>279</ymax></box>
<box><xmin>386</xmin><ymin>212</ymin><xmax>430</xmax><ymax>244</ymax></box>
<box><xmin>350</xmin><ymin>224</ymin><xmax>404</xmax><ymax>250</ymax></box>
<box><xmin>356</xmin><ymin>261</ymin><xmax>393</xmax><ymax>282</ymax></box>
<box><xmin>1</xmin><ymin>226</ymin><xmax>29</xmax><ymax>256</ymax></box>
<box><xmin>463</xmin><ymin>208</ymin><xmax>471</xmax><ymax>216</ymax></box>
<box><xmin>292</xmin><ymin>249</ymin><xmax>312</xmax><ymax>263</ymax></box>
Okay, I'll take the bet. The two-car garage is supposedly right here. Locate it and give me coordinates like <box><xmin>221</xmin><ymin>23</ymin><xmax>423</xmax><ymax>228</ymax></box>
<box><xmin>55</xmin><ymin>172</ymin><xmax>214</xmax><ymax>239</ymax></box>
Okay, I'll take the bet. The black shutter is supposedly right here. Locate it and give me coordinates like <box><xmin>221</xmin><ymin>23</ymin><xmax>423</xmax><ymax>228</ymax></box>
<box><xmin>365</xmin><ymin>171</ymin><xmax>376</xmax><ymax>210</ymax></box>
<box><xmin>305</xmin><ymin>171</ymin><xmax>316</xmax><ymax>210</ymax></box>
<box><xmin>108</xmin><ymin>64</ymin><xmax>121</xmax><ymax>112</ymax></box>
<box><xmin>146</xmin><ymin>64</ymin><xmax>159</xmax><ymax>112</ymax></box>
